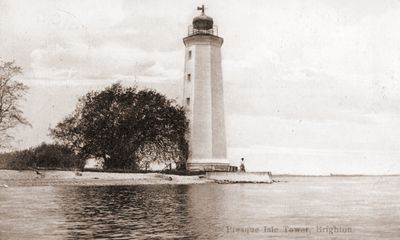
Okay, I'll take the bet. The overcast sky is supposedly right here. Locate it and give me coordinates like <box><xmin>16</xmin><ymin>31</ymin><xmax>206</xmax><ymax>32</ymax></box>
<box><xmin>1</xmin><ymin>0</ymin><xmax>400</xmax><ymax>174</ymax></box>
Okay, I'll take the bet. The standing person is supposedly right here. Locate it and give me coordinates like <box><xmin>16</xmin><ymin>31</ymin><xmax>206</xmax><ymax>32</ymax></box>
<box><xmin>239</xmin><ymin>158</ymin><xmax>246</xmax><ymax>172</ymax></box>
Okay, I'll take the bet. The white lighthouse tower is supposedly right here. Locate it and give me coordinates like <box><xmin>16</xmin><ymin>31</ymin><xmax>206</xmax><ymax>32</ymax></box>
<box><xmin>183</xmin><ymin>6</ymin><xmax>230</xmax><ymax>171</ymax></box>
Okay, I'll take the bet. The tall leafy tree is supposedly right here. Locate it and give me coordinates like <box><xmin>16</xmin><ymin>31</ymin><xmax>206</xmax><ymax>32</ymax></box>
<box><xmin>0</xmin><ymin>61</ymin><xmax>29</xmax><ymax>148</ymax></box>
<box><xmin>51</xmin><ymin>83</ymin><xmax>188</xmax><ymax>171</ymax></box>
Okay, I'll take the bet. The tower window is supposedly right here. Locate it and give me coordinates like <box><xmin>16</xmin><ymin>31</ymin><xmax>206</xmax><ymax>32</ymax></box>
<box><xmin>186</xmin><ymin>97</ymin><xmax>190</xmax><ymax>106</ymax></box>
<box><xmin>188</xmin><ymin>50</ymin><xmax>192</xmax><ymax>59</ymax></box>
<box><xmin>187</xmin><ymin>73</ymin><xmax>191</xmax><ymax>81</ymax></box>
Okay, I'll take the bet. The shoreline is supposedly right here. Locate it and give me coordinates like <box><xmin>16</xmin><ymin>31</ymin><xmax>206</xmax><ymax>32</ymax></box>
<box><xmin>0</xmin><ymin>170</ymin><xmax>213</xmax><ymax>187</ymax></box>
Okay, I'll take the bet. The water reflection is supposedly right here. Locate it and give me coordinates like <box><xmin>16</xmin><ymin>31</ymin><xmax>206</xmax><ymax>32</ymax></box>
<box><xmin>57</xmin><ymin>185</ymin><xmax>193</xmax><ymax>239</ymax></box>
<box><xmin>2</xmin><ymin>177</ymin><xmax>400</xmax><ymax>239</ymax></box>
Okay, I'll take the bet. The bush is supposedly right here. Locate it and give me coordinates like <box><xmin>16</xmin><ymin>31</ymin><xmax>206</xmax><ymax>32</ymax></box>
<box><xmin>0</xmin><ymin>143</ymin><xmax>84</xmax><ymax>170</ymax></box>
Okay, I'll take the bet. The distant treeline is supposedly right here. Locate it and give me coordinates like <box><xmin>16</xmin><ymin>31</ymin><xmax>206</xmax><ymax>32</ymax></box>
<box><xmin>0</xmin><ymin>143</ymin><xmax>84</xmax><ymax>170</ymax></box>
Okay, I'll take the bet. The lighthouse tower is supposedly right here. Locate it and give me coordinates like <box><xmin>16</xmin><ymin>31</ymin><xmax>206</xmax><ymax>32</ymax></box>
<box><xmin>183</xmin><ymin>6</ymin><xmax>230</xmax><ymax>171</ymax></box>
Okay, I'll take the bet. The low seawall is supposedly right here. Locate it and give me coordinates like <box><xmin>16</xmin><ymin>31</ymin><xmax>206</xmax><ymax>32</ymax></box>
<box><xmin>206</xmin><ymin>172</ymin><xmax>273</xmax><ymax>183</ymax></box>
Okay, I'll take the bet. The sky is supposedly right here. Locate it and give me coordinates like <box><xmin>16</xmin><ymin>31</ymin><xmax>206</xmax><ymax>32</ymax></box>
<box><xmin>1</xmin><ymin>0</ymin><xmax>400</xmax><ymax>174</ymax></box>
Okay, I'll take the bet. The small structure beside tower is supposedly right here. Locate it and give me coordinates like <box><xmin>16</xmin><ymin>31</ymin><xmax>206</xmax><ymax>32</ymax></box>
<box><xmin>182</xmin><ymin>6</ymin><xmax>231</xmax><ymax>171</ymax></box>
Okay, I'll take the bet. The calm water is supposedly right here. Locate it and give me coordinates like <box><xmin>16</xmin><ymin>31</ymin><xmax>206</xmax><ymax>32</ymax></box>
<box><xmin>1</xmin><ymin>177</ymin><xmax>399</xmax><ymax>239</ymax></box>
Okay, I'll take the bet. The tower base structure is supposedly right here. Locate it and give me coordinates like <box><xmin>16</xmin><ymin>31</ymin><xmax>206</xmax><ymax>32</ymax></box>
<box><xmin>186</xmin><ymin>159</ymin><xmax>231</xmax><ymax>172</ymax></box>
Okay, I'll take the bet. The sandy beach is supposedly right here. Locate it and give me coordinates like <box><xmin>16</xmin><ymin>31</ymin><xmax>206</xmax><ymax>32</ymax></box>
<box><xmin>0</xmin><ymin>170</ymin><xmax>212</xmax><ymax>187</ymax></box>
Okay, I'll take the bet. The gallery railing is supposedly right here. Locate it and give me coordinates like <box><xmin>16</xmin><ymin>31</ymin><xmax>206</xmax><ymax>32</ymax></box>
<box><xmin>187</xmin><ymin>25</ymin><xmax>219</xmax><ymax>37</ymax></box>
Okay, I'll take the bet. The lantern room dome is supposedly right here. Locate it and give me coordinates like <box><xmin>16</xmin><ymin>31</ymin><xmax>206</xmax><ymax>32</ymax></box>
<box><xmin>193</xmin><ymin>13</ymin><xmax>213</xmax><ymax>30</ymax></box>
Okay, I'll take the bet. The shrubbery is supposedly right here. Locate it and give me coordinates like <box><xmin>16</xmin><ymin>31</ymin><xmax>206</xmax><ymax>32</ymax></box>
<box><xmin>0</xmin><ymin>143</ymin><xmax>84</xmax><ymax>170</ymax></box>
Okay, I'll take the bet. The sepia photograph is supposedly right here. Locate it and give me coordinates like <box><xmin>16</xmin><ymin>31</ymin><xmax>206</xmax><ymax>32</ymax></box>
<box><xmin>0</xmin><ymin>0</ymin><xmax>399</xmax><ymax>239</ymax></box>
